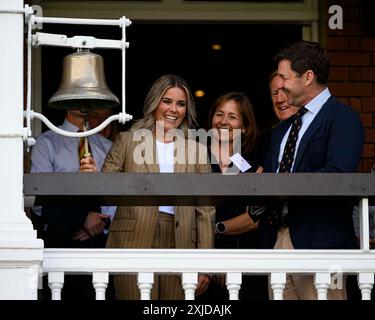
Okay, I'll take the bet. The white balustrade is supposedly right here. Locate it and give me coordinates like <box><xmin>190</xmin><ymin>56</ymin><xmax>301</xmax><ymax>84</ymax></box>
<box><xmin>358</xmin><ymin>273</ymin><xmax>374</xmax><ymax>300</ymax></box>
<box><xmin>48</xmin><ymin>272</ymin><xmax>64</xmax><ymax>300</ymax></box>
<box><xmin>138</xmin><ymin>272</ymin><xmax>154</xmax><ymax>300</ymax></box>
<box><xmin>270</xmin><ymin>272</ymin><xmax>286</xmax><ymax>300</ymax></box>
<box><xmin>182</xmin><ymin>272</ymin><xmax>198</xmax><ymax>300</ymax></box>
<box><xmin>93</xmin><ymin>272</ymin><xmax>109</xmax><ymax>300</ymax></box>
<box><xmin>41</xmin><ymin>248</ymin><xmax>375</xmax><ymax>301</ymax></box>
<box><xmin>314</xmin><ymin>273</ymin><xmax>331</xmax><ymax>300</ymax></box>
<box><xmin>226</xmin><ymin>272</ymin><xmax>242</xmax><ymax>300</ymax></box>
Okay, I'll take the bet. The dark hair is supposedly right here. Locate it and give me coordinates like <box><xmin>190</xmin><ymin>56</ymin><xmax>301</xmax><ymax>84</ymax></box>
<box><xmin>274</xmin><ymin>41</ymin><xmax>330</xmax><ymax>85</ymax></box>
<box><xmin>208</xmin><ymin>92</ymin><xmax>257</xmax><ymax>156</ymax></box>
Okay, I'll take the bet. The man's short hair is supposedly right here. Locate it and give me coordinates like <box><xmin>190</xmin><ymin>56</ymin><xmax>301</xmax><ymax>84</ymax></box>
<box><xmin>274</xmin><ymin>41</ymin><xmax>330</xmax><ymax>85</ymax></box>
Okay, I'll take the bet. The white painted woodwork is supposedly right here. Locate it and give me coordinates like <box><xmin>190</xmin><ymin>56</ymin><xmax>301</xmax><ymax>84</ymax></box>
<box><xmin>93</xmin><ymin>272</ymin><xmax>109</xmax><ymax>300</ymax></box>
<box><xmin>358</xmin><ymin>273</ymin><xmax>374</xmax><ymax>300</ymax></box>
<box><xmin>226</xmin><ymin>272</ymin><xmax>242</xmax><ymax>300</ymax></box>
<box><xmin>137</xmin><ymin>272</ymin><xmax>154</xmax><ymax>300</ymax></box>
<box><xmin>182</xmin><ymin>272</ymin><xmax>198</xmax><ymax>300</ymax></box>
<box><xmin>0</xmin><ymin>0</ymin><xmax>43</xmax><ymax>300</ymax></box>
<box><xmin>270</xmin><ymin>272</ymin><xmax>286</xmax><ymax>300</ymax></box>
<box><xmin>48</xmin><ymin>271</ymin><xmax>64</xmax><ymax>300</ymax></box>
<box><xmin>314</xmin><ymin>273</ymin><xmax>330</xmax><ymax>300</ymax></box>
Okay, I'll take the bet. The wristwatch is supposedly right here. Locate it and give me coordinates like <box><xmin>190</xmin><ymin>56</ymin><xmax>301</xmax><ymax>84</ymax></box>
<box><xmin>215</xmin><ymin>222</ymin><xmax>226</xmax><ymax>235</ymax></box>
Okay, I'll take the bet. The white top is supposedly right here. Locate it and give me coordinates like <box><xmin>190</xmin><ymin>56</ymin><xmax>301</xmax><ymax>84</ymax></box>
<box><xmin>156</xmin><ymin>140</ymin><xmax>175</xmax><ymax>215</ymax></box>
<box><xmin>278</xmin><ymin>88</ymin><xmax>331</xmax><ymax>172</ymax></box>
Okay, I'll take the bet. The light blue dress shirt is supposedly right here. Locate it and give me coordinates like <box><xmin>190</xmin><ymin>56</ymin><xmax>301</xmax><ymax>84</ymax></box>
<box><xmin>277</xmin><ymin>88</ymin><xmax>331</xmax><ymax>172</ymax></box>
<box><xmin>31</xmin><ymin>119</ymin><xmax>116</xmax><ymax>225</ymax></box>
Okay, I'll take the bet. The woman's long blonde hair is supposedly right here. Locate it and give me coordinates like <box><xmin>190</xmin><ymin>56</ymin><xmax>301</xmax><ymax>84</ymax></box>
<box><xmin>131</xmin><ymin>74</ymin><xmax>197</xmax><ymax>136</ymax></box>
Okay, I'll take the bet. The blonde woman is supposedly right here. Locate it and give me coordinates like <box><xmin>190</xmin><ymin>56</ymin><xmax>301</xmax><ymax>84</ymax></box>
<box><xmin>81</xmin><ymin>74</ymin><xmax>215</xmax><ymax>300</ymax></box>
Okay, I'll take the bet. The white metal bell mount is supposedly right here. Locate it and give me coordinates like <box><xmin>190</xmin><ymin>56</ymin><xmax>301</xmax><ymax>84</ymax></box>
<box><xmin>22</xmin><ymin>7</ymin><xmax>132</xmax><ymax>144</ymax></box>
<box><xmin>27</xmin><ymin>111</ymin><xmax>132</xmax><ymax>138</ymax></box>
<box><xmin>32</xmin><ymin>32</ymin><xmax>129</xmax><ymax>50</ymax></box>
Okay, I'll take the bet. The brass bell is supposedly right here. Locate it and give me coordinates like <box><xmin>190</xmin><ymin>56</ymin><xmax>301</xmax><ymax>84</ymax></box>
<box><xmin>48</xmin><ymin>49</ymin><xmax>120</xmax><ymax>112</ymax></box>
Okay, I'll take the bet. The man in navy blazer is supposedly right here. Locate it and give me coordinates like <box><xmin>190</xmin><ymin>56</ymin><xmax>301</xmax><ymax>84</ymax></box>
<box><xmin>261</xmin><ymin>41</ymin><xmax>364</xmax><ymax>300</ymax></box>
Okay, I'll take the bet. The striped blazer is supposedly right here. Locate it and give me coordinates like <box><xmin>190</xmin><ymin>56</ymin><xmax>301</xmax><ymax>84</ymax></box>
<box><xmin>102</xmin><ymin>131</ymin><xmax>215</xmax><ymax>249</ymax></box>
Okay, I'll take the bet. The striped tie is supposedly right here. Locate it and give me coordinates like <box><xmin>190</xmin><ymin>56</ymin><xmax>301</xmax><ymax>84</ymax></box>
<box><xmin>279</xmin><ymin>107</ymin><xmax>308</xmax><ymax>173</ymax></box>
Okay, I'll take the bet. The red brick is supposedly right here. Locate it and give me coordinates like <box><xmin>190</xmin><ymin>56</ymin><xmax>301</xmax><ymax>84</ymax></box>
<box><xmin>362</xmin><ymin>144</ymin><xmax>375</xmax><ymax>158</ymax></box>
<box><xmin>350</xmin><ymin>67</ymin><xmax>361</xmax><ymax>81</ymax></box>
<box><xmin>348</xmin><ymin>37</ymin><xmax>360</xmax><ymax>51</ymax></box>
<box><xmin>362</xmin><ymin>159</ymin><xmax>375</xmax><ymax>173</ymax></box>
<box><xmin>329</xmin><ymin>52</ymin><xmax>372</xmax><ymax>66</ymax></box>
<box><xmin>350</xmin><ymin>97</ymin><xmax>362</xmax><ymax>111</ymax></box>
<box><xmin>346</xmin><ymin>7</ymin><xmax>360</xmax><ymax>21</ymax></box>
<box><xmin>327</xmin><ymin>22</ymin><xmax>365</xmax><ymax>36</ymax></box>
<box><xmin>337</xmin><ymin>97</ymin><xmax>349</xmax><ymax>105</ymax></box>
<box><xmin>328</xmin><ymin>0</ymin><xmax>361</xmax><ymax>5</ymax></box>
<box><xmin>365</xmin><ymin>128</ymin><xmax>375</xmax><ymax>142</ymax></box>
<box><xmin>329</xmin><ymin>82</ymin><xmax>373</xmax><ymax>97</ymax></box>
<box><xmin>358</xmin><ymin>160</ymin><xmax>363</xmax><ymax>172</ymax></box>
<box><xmin>360</xmin><ymin>38</ymin><xmax>375</xmax><ymax>51</ymax></box>
<box><xmin>362</xmin><ymin>97</ymin><xmax>375</xmax><ymax>112</ymax></box>
<box><xmin>329</xmin><ymin>67</ymin><xmax>349</xmax><ymax>81</ymax></box>
<box><xmin>326</xmin><ymin>37</ymin><xmax>348</xmax><ymax>50</ymax></box>
<box><xmin>361</xmin><ymin>67</ymin><xmax>375</xmax><ymax>81</ymax></box>
<box><xmin>360</xmin><ymin>113</ymin><xmax>373</xmax><ymax>127</ymax></box>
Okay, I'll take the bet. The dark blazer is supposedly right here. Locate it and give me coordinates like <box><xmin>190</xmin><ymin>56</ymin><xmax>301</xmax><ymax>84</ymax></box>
<box><xmin>261</xmin><ymin>95</ymin><xmax>365</xmax><ymax>249</ymax></box>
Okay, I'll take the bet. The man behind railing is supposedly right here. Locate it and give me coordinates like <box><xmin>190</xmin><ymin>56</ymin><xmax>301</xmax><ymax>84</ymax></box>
<box><xmin>261</xmin><ymin>41</ymin><xmax>365</xmax><ymax>300</ymax></box>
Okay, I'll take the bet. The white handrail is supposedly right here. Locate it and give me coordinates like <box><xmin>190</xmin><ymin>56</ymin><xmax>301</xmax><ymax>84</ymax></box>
<box><xmin>29</xmin><ymin>111</ymin><xmax>132</xmax><ymax>138</ymax></box>
<box><xmin>43</xmin><ymin>248</ymin><xmax>375</xmax><ymax>300</ymax></box>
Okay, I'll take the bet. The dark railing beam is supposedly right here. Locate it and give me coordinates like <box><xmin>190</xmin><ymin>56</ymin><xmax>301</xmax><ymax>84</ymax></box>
<box><xmin>23</xmin><ymin>173</ymin><xmax>375</xmax><ymax>206</ymax></box>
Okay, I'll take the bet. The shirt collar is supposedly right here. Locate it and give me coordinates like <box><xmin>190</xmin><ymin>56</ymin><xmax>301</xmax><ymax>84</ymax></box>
<box><xmin>60</xmin><ymin>118</ymin><xmax>80</xmax><ymax>133</ymax></box>
<box><xmin>304</xmin><ymin>87</ymin><xmax>331</xmax><ymax>115</ymax></box>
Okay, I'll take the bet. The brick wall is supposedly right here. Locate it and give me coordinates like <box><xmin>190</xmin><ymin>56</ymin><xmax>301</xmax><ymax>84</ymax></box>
<box><xmin>326</xmin><ymin>0</ymin><xmax>375</xmax><ymax>172</ymax></box>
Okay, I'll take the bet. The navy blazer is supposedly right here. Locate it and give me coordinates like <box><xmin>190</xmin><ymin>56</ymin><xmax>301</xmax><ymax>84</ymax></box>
<box><xmin>262</xmin><ymin>96</ymin><xmax>365</xmax><ymax>249</ymax></box>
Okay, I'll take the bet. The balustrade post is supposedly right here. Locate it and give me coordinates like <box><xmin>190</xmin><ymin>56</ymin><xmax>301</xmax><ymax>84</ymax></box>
<box><xmin>0</xmin><ymin>0</ymin><xmax>43</xmax><ymax>300</ymax></box>
<box><xmin>270</xmin><ymin>272</ymin><xmax>286</xmax><ymax>300</ymax></box>
<box><xmin>182</xmin><ymin>272</ymin><xmax>198</xmax><ymax>300</ymax></box>
<box><xmin>138</xmin><ymin>272</ymin><xmax>154</xmax><ymax>300</ymax></box>
<box><xmin>314</xmin><ymin>272</ymin><xmax>330</xmax><ymax>300</ymax></box>
<box><xmin>48</xmin><ymin>272</ymin><xmax>64</xmax><ymax>300</ymax></box>
<box><xmin>358</xmin><ymin>273</ymin><xmax>374</xmax><ymax>300</ymax></box>
<box><xmin>226</xmin><ymin>272</ymin><xmax>242</xmax><ymax>300</ymax></box>
<box><xmin>93</xmin><ymin>272</ymin><xmax>109</xmax><ymax>300</ymax></box>
<box><xmin>359</xmin><ymin>198</ymin><xmax>370</xmax><ymax>251</ymax></box>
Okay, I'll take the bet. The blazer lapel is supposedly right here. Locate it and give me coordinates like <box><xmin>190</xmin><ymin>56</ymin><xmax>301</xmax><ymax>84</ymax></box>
<box><xmin>293</xmin><ymin>97</ymin><xmax>334</xmax><ymax>172</ymax></box>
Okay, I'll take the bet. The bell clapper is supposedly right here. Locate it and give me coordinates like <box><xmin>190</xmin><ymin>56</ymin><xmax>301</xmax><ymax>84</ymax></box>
<box><xmin>80</xmin><ymin>102</ymin><xmax>91</xmax><ymax>159</ymax></box>
<box><xmin>83</xmin><ymin>120</ymin><xmax>91</xmax><ymax>158</ymax></box>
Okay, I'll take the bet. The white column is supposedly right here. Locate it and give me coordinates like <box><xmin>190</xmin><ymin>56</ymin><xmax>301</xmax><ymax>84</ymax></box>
<box><xmin>182</xmin><ymin>272</ymin><xmax>198</xmax><ymax>300</ymax></box>
<box><xmin>93</xmin><ymin>272</ymin><xmax>109</xmax><ymax>300</ymax></box>
<box><xmin>314</xmin><ymin>273</ymin><xmax>330</xmax><ymax>300</ymax></box>
<box><xmin>270</xmin><ymin>272</ymin><xmax>286</xmax><ymax>300</ymax></box>
<box><xmin>0</xmin><ymin>0</ymin><xmax>43</xmax><ymax>299</ymax></box>
<box><xmin>359</xmin><ymin>198</ymin><xmax>370</xmax><ymax>251</ymax></box>
<box><xmin>358</xmin><ymin>273</ymin><xmax>374</xmax><ymax>300</ymax></box>
<box><xmin>48</xmin><ymin>272</ymin><xmax>64</xmax><ymax>300</ymax></box>
<box><xmin>137</xmin><ymin>272</ymin><xmax>154</xmax><ymax>300</ymax></box>
<box><xmin>226</xmin><ymin>272</ymin><xmax>242</xmax><ymax>300</ymax></box>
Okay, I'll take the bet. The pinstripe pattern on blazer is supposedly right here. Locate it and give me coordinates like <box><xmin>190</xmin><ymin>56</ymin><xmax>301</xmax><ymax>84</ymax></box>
<box><xmin>102</xmin><ymin>131</ymin><xmax>215</xmax><ymax>250</ymax></box>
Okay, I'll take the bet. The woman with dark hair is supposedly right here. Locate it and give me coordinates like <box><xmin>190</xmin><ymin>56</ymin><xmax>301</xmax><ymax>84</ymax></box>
<box><xmin>200</xmin><ymin>92</ymin><xmax>268</xmax><ymax>300</ymax></box>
